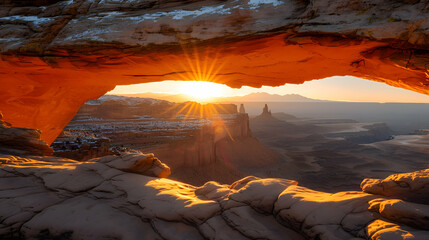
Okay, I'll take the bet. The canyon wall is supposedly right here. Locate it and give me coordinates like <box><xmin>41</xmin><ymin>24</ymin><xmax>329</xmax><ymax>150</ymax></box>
<box><xmin>54</xmin><ymin>96</ymin><xmax>256</xmax><ymax>179</ymax></box>
<box><xmin>145</xmin><ymin>112</ymin><xmax>283</xmax><ymax>185</ymax></box>
<box><xmin>0</xmin><ymin>0</ymin><xmax>428</xmax><ymax>143</ymax></box>
<box><xmin>151</xmin><ymin>113</ymin><xmax>253</xmax><ymax>169</ymax></box>
<box><xmin>77</xmin><ymin>96</ymin><xmax>238</xmax><ymax>119</ymax></box>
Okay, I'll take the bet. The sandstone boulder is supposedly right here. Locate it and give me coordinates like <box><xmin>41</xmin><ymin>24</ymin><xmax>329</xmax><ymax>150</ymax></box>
<box><xmin>91</xmin><ymin>151</ymin><xmax>171</xmax><ymax>178</ymax></box>
<box><xmin>274</xmin><ymin>185</ymin><xmax>378</xmax><ymax>239</ymax></box>
<box><xmin>366</xmin><ymin>219</ymin><xmax>429</xmax><ymax>240</ymax></box>
<box><xmin>0</xmin><ymin>119</ymin><xmax>52</xmax><ymax>156</ymax></box>
<box><xmin>361</xmin><ymin>169</ymin><xmax>429</xmax><ymax>204</ymax></box>
<box><xmin>369</xmin><ymin>198</ymin><xmax>429</xmax><ymax>230</ymax></box>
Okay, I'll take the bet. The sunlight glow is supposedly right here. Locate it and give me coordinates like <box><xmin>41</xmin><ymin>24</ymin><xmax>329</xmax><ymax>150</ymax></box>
<box><xmin>166</xmin><ymin>42</ymin><xmax>229</xmax><ymax>90</ymax></box>
<box><xmin>179</xmin><ymin>81</ymin><xmax>225</xmax><ymax>101</ymax></box>
<box><xmin>109</xmin><ymin>76</ymin><xmax>429</xmax><ymax>103</ymax></box>
<box><xmin>156</xmin><ymin>100</ymin><xmax>235</xmax><ymax>141</ymax></box>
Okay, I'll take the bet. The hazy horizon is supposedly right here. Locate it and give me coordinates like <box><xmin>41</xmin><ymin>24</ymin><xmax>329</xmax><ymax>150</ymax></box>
<box><xmin>109</xmin><ymin>75</ymin><xmax>429</xmax><ymax>103</ymax></box>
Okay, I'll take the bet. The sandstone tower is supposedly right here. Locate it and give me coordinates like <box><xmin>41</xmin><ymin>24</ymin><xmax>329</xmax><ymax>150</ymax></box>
<box><xmin>262</xmin><ymin>104</ymin><xmax>272</xmax><ymax>117</ymax></box>
<box><xmin>239</xmin><ymin>104</ymin><xmax>246</xmax><ymax>114</ymax></box>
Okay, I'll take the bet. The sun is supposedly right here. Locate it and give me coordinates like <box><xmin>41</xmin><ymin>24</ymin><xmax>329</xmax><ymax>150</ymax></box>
<box><xmin>180</xmin><ymin>81</ymin><xmax>224</xmax><ymax>101</ymax></box>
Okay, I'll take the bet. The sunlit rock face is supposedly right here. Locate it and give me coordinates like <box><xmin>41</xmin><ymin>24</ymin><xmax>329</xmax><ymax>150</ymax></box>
<box><xmin>1</xmin><ymin>0</ymin><xmax>429</xmax><ymax>143</ymax></box>
<box><xmin>362</xmin><ymin>169</ymin><xmax>429</xmax><ymax>204</ymax></box>
<box><xmin>1</xmin><ymin>154</ymin><xmax>428</xmax><ymax>239</ymax></box>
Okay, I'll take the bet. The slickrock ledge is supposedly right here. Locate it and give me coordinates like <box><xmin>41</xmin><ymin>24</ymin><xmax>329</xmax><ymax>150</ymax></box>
<box><xmin>361</xmin><ymin>169</ymin><xmax>429</xmax><ymax>204</ymax></box>
<box><xmin>0</xmin><ymin>0</ymin><xmax>429</xmax><ymax>143</ymax></box>
<box><xmin>1</xmin><ymin>153</ymin><xmax>428</xmax><ymax>239</ymax></box>
<box><xmin>0</xmin><ymin>119</ymin><xmax>53</xmax><ymax>156</ymax></box>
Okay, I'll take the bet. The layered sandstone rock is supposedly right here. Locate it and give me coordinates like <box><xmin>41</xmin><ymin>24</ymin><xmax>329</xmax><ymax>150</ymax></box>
<box><xmin>0</xmin><ymin>118</ymin><xmax>52</xmax><ymax>156</ymax></box>
<box><xmin>0</xmin><ymin>0</ymin><xmax>428</xmax><ymax>143</ymax></box>
<box><xmin>366</xmin><ymin>219</ymin><xmax>429</xmax><ymax>240</ymax></box>
<box><xmin>92</xmin><ymin>151</ymin><xmax>171</xmax><ymax>178</ymax></box>
<box><xmin>1</xmin><ymin>153</ymin><xmax>428</xmax><ymax>239</ymax></box>
<box><xmin>361</xmin><ymin>168</ymin><xmax>429</xmax><ymax>204</ymax></box>
<box><xmin>368</xmin><ymin>198</ymin><xmax>429</xmax><ymax>230</ymax></box>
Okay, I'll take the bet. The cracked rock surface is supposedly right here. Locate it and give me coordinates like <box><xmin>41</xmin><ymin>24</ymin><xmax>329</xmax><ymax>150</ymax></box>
<box><xmin>1</xmin><ymin>153</ymin><xmax>428</xmax><ymax>239</ymax></box>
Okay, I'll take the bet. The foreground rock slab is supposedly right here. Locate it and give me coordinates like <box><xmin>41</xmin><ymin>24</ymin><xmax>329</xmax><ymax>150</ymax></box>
<box><xmin>1</xmin><ymin>154</ymin><xmax>429</xmax><ymax>239</ymax></box>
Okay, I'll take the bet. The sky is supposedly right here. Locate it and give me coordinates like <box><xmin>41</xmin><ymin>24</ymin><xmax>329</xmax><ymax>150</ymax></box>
<box><xmin>109</xmin><ymin>76</ymin><xmax>429</xmax><ymax>103</ymax></box>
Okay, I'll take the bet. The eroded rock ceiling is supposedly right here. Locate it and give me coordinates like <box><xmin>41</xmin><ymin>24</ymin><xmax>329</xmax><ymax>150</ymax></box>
<box><xmin>0</xmin><ymin>0</ymin><xmax>428</xmax><ymax>144</ymax></box>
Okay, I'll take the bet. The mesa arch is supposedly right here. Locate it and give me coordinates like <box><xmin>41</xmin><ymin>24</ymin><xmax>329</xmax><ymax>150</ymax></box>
<box><xmin>0</xmin><ymin>0</ymin><xmax>428</xmax><ymax>144</ymax></box>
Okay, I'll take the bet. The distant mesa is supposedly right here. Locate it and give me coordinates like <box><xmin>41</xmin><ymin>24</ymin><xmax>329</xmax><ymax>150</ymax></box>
<box><xmin>323</xmin><ymin>122</ymin><xmax>394</xmax><ymax>144</ymax></box>
<box><xmin>80</xmin><ymin>95</ymin><xmax>238</xmax><ymax>119</ymax></box>
<box><xmin>119</xmin><ymin>92</ymin><xmax>325</xmax><ymax>103</ymax></box>
<box><xmin>410</xmin><ymin>129</ymin><xmax>429</xmax><ymax>135</ymax></box>
<box><xmin>226</xmin><ymin>92</ymin><xmax>324</xmax><ymax>103</ymax></box>
<box><xmin>271</xmin><ymin>112</ymin><xmax>297</xmax><ymax>120</ymax></box>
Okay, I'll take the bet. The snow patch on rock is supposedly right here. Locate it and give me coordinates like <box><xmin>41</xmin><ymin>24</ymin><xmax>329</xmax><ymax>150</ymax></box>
<box><xmin>248</xmin><ymin>0</ymin><xmax>283</xmax><ymax>10</ymax></box>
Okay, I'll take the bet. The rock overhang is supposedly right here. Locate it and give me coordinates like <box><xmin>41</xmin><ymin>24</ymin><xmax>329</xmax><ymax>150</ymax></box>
<box><xmin>0</xmin><ymin>0</ymin><xmax>429</xmax><ymax>144</ymax></box>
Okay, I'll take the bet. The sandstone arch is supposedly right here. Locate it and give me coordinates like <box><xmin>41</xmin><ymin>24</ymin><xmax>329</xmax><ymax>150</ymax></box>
<box><xmin>0</xmin><ymin>0</ymin><xmax>428</xmax><ymax>144</ymax></box>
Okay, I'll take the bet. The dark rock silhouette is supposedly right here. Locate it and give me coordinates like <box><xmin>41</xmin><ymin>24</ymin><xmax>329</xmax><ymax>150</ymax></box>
<box><xmin>254</xmin><ymin>104</ymin><xmax>280</xmax><ymax>122</ymax></box>
<box><xmin>262</xmin><ymin>104</ymin><xmax>271</xmax><ymax>116</ymax></box>
<box><xmin>0</xmin><ymin>113</ymin><xmax>52</xmax><ymax>156</ymax></box>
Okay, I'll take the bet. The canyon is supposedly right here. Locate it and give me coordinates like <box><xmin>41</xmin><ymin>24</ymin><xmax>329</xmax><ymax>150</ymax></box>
<box><xmin>52</xmin><ymin>96</ymin><xmax>429</xmax><ymax>192</ymax></box>
<box><xmin>249</xmin><ymin>108</ymin><xmax>429</xmax><ymax>192</ymax></box>
<box><xmin>52</xmin><ymin>95</ymin><xmax>279</xmax><ymax>185</ymax></box>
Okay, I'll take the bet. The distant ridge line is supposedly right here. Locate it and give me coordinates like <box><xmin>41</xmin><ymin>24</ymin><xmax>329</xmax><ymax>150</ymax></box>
<box><xmin>115</xmin><ymin>92</ymin><xmax>329</xmax><ymax>103</ymax></box>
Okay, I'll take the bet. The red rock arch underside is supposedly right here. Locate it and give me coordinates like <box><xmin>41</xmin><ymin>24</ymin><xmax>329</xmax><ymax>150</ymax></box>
<box><xmin>0</xmin><ymin>0</ymin><xmax>428</xmax><ymax>144</ymax></box>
